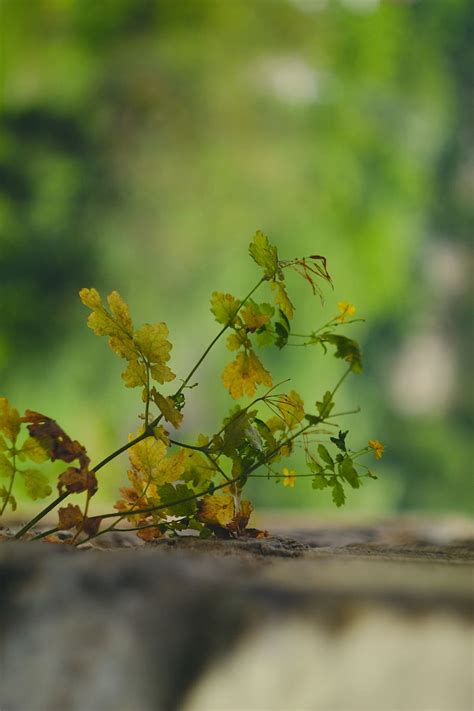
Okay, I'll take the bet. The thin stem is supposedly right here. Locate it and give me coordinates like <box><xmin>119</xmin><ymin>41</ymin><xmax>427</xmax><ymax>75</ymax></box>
<box><xmin>212</xmin><ymin>379</ymin><xmax>291</xmax><ymax>441</ymax></box>
<box><xmin>70</xmin><ymin>489</ymin><xmax>91</xmax><ymax>545</ymax></box>
<box><xmin>98</xmin><ymin>474</ymin><xmax>155</xmax><ymax>540</ymax></box>
<box><xmin>14</xmin><ymin>492</ymin><xmax>69</xmax><ymax>539</ymax></box>
<box><xmin>15</xmin><ymin>278</ymin><xmax>267</xmax><ymax>539</ymax></box>
<box><xmin>248</xmin><ymin>472</ymin><xmax>315</xmax><ymax>478</ymax></box>
<box><xmin>325</xmin><ymin>407</ymin><xmax>361</xmax><ymax>419</ymax></box>
<box><xmin>32</xmin><ymin>527</ymin><xmax>60</xmax><ymax>540</ymax></box>
<box><xmin>168</xmin><ymin>438</ymin><xmax>208</xmax><ymax>452</ymax></box>
<box><xmin>0</xmin><ymin>450</ymin><xmax>16</xmax><ymax>516</ymax></box>
<box><xmin>76</xmin><ymin>420</ymin><xmax>310</xmax><ymax>546</ymax></box>
<box><xmin>175</xmin><ymin>277</ymin><xmax>265</xmax><ymax>397</ymax></box>
<box><xmin>203</xmin><ymin>450</ymin><xmax>231</xmax><ymax>482</ymax></box>
<box><xmin>93</xmin><ymin>428</ymin><xmax>151</xmax><ymax>474</ymax></box>
<box><xmin>14</xmin><ymin>429</ymin><xmax>152</xmax><ymax>539</ymax></box>
<box><xmin>144</xmin><ymin>361</ymin><xmax>151</xmax><ymax>425</ymax></box>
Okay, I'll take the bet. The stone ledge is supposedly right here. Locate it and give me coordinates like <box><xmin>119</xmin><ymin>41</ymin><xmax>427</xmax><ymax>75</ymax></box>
<box><xmin>1</xmin><ymin>520</ymin><xmax>473</xmax><ymax>711</ymax></box>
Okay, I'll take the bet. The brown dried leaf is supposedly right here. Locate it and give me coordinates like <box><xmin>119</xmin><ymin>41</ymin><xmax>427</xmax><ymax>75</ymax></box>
<box><xmin>58</xmin><ymin>504</ymin><xmax>83</xmax><ymax>530</ymax></box>
<box><xmin>57</xmin><ymin>467</ymin><xmax>98</xmax><ymax>496</ymax></box>
<box><xmin>21</xmin><ymin>411</ymin><xmax>89</xmax><ymax>469</ymax></box>
<box><xmin>82</xmin><ymin>516</ymin><xmax>102</xmax><ymax>536</ymax></box>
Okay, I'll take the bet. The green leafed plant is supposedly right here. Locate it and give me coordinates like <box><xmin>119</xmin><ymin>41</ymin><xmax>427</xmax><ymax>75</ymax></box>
<box><xmin>1</xmin><ymin>232</ymin><xmax>384</xmax><ymax>545</ymax></box>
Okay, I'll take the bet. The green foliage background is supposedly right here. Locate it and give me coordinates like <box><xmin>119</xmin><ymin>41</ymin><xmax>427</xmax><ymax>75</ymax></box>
<box><xmin>1</xmin><ymin>0</ymin><xmax>472</xmax><ymax>515</ymax></box>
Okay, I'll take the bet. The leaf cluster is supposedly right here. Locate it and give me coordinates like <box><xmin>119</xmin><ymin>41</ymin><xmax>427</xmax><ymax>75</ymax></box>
<box><xmin>2</xmin><ymin>231</ymin><xmax>383</xmax><ymax>545</ymax></box>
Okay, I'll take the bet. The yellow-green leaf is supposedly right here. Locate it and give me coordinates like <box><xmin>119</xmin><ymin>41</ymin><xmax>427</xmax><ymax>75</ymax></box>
<box><xmin>222</xmin><ymin>349</ymin><xmax>272</xmax><ymax>399</ymax></box>
<box><xmin>151</xmin><ymin>390</ymin><xmax>183</xmax><ymax>428</ymax></box>
<box><xmin>271</xmin><ymin>281</ymin><xmax>294</xmax><ymax>320</ymax></box>
<box><xmin>122</xmin><ymin>359</ymin><xmax>147</xmax><ymax>388</ymax></box>
<box><xmin>0</xmin><ymin>397</ymin><xmax>20</xmax><ymax>442</ymax></box>
<box><xmin>107</xmin><ymin>290</ymin><xmax>133</xmax><ymax>333</ymax></box>
<box><xmin>248</xmin><ymin>231</ymin><xmax>280</xmax><ymax>280</ymax></box>
<box><xmin>210</xmin><ymin>292</ymin><xmax>240</xmax><ymax>325</ymax></box>
<box><xmin>20</xmin><ymin>436</ymin><xmax>49</xmax><ymax>463</ymax></box>
<box><xmin>21</xmin><ymin>468</ymin><xmax>52</xmax><ymax>500</ymax></box>
<box><xmin>135</xmin><ymin>323</ymin><xmax>173</xmax><ymax>367</ymax></box>
<box><xmin>240</xmin><ymin>302</ymin><xmax>272</xmax><ymax>330</ymax></box>
<box><xmin>80</xmin><ymin>288</ymin><xmax>135</xmax><ymax>359</ymax></box>
<box><xmin>226</xmin><ymin>331</ymin><xmax>249</xmax><ymax>352</ymax></box>
<box><xmin>0</xmin><ymin>452</ymin><xmax>14</xmax><ymax>477</ymax></box>
<box><xmin>0</xmin><ymin>486</ymin><xmax>16</xmax><ymax>512</ymax></box>
<box><xmin>129</xmin><ymin>435</ymin><xmax>185</xmax><ymax>486</ymax></box>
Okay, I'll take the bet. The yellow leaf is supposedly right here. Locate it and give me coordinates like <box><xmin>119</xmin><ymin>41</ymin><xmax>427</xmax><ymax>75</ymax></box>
<box><xmin>129</xmin><ymin>435</ymin><xmax>167</xmax><ymax>479</ymax></box>
<box><xmin>240</xmin><ymin>303</ymin><xmax>271</xmax><ymax>330</ymax></box>
<box><xmin>153</xmin><ymin>426</ymin><xmax>170</xmax><ymax>447</ymax></box>
<box><xmin>265</xmin><ymin>416</ymin><xmax>285</xmax><ymax>433</ymax></box>
<box><xmin>78</xmin><ymin>287</ymin><xmax>102</xmax><ymax>310</ymax></box>
<box><xmin>197</xmin><ymin>494</ymin><xmax>235</xmax><ymax>527</ymax></box>
<box><xmin>210</xmin><ymin>292</ymin><xmax>240</xmax><ymax>325</ymax></box>
<box><xmin>107</xmin><ymin>290</ymin><xmax>133</xmax><ymax>333</ymax></box>
<box><xmin>271</xmin><ymin>281</ymin><xmax>294</xmax><ymax>320</ymax></box>
<box><xmin>151</xmin><ymin>390</ymin><xmax>183</xmax><ymax>428</ymax></box>
<box><xmin>80</xmin><ymin>289</ymin><xmax>175</xmax><ymax>390</ymax></box>
<box><xmin>108</xmin><ymin>334</ymin><xmax>137</xmax><ymax>361</ymax></box>
<box><xmin>80</xmin><ymin>288</ymin><xmax>135</xmax><ymax>357</ymax></box>
<box><xmin>129</xmin><ymin>435</ymin><xmax>185</xmax><ymax>486</ymax></box>
<box><xmin>135</xmin><ymin>322</ymin><xmax>172</xmax><ymax>365</ymax></box>
<box><xmin>0</xmin><ymin>397</ymin><xmax>20</xmax><ymax>442</ymax></box>
<box><xmin>226</xmin><ymin>331</ymin><xmax>250</xmax><ymax>352</ymax></box>
<box><xmin>276</xmin><ymin>390</ymin><xmax>305</xmax><ymax>429</ymax></box>
<box><xmin>135</xmin><ymin>323</ymin><xmax>175</xmax><ymax>384</ymax></box>
<box><xmin>150</xmin><ymin>361</ymin><xmax>175</xmax><ymax>385</ymax></box>
<box><xmin>156</xmin><ymin>449</ymin><xmax>187</xmax><ymax>484</ymax></box>
<box><xmin>222</xmin><ymin>350</ymin><xmax>272</xmax><ymax>399</ymax></box>
<box><xmin>122</xmin><ymin>359</ymin><xmax>147</xmax><ymax>388</ymax></box>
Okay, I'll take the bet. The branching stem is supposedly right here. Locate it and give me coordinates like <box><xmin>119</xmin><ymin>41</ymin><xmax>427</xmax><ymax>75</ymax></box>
<box><xmin>15</xmin><ymin>277</ymin><xmax>266</xmax><ymax>538</ymax></box>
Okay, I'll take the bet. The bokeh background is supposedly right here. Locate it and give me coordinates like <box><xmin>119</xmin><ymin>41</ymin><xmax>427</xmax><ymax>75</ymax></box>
<box><xmin>1</xmin><ymin>0</ymin><xmax>472</xmax><ymax>518</ymax></box>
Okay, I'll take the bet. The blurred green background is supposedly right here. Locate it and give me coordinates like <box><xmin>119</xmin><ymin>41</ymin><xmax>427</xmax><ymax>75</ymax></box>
<box><xmin>1</xmin><ymin>0</ymin><xmax>472</xmax><ymax>517</ymax></box>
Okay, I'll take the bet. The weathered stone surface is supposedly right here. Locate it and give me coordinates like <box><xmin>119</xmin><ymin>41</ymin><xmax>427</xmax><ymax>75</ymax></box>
<box><xmin>0</xmin><ymin>520</ymin><xmax>473</xmax><ymax>711</ymax></box>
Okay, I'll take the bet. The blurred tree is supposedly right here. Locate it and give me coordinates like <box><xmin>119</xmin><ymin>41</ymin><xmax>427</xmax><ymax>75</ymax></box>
<box><xmin>0</xmin><ymin>0</ymin><xmax>471</xmax><ymax>512</ymax></box>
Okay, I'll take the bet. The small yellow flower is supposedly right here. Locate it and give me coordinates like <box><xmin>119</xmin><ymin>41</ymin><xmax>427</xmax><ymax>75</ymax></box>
<box><xmin>368</xmin><ymin>439</ymin><xmax>384</xmax><ymax>460</ymax></box>
<box><xmin>335</xmin><ymin>301</ymin><xmax>356</xmax><ymax>323</ymax></box>
<box><xmin>282</xmin><ymin>467</ymin><xmax>296</xmax><ymax>487</ymax></box>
